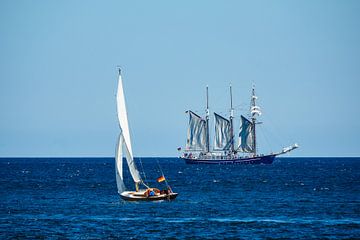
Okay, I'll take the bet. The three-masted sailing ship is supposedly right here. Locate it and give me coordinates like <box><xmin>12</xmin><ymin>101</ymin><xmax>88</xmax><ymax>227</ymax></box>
<box><xmin>180</xmin><ymin>85</ymin><xmax>298</xmax><ymax>164</ymax></box>
<box><xmin>115</xmin><ymin>69</ymin><xmax>178</xmax><ymax>201</ymax></box>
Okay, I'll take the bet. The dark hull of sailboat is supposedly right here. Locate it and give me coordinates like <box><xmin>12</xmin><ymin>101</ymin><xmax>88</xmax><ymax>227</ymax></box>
<box><xmin>120</xmin><ymin>193</ymin><xmax>178</xmax><ymax>201</ymax></box>
<box><xmin>181</xmin><ymin>154</ymin><xmax>276</xmax><ymax>165</ymax></box>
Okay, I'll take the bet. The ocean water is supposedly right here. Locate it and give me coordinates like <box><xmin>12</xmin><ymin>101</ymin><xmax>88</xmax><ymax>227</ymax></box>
<box><xmin>0</xmin><ymin>157</ymin><xmax>359</xmax><ymax>239</ymax></box>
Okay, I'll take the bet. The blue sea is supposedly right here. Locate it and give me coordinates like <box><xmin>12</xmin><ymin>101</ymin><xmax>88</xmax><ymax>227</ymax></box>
<box><xmin>1</xmin><ymin>157</ymin><xmax>359</xmax><ymax>239</ymax></box>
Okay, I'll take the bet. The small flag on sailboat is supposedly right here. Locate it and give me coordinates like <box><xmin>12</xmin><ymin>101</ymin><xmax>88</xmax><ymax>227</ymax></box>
<box><xmin>157</xmin><ymin>175</ymin><xmax>166</xmax><ymax>183</ymax></box>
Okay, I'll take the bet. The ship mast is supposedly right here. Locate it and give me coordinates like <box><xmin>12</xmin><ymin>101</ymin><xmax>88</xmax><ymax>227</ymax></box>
<box><xmin>229</xmin><ymin>85</ymin><xmax>234</xmax><ymax>153</ymax></box>
<box><xmin>251</xmin><ymin>85</ymin><xmax>257</xmax><ymax>157</ymax></box>
<box><xmin>205</xmin><ymin>86</ymin><xmax>210</xmax><ymax>153</ymax></box>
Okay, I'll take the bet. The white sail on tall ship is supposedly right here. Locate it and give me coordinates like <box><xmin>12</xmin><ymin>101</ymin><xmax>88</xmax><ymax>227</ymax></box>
<box><xmin>115</xmin><ymin>69</ymin><xmax>178</xmax><ymax>201</ymax></box>
<box><xmin>180</xmin><ymin>85</ymin><xmax>298</xmax><ymax>164</ymax></box>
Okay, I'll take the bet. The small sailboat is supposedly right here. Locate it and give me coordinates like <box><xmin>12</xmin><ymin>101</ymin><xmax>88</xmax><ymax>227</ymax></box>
<box><xmin>115</xmin><ymin>69</ymin><xmax>178</xmax><ymax>201</ymax></box>
<box><xmin>180</xmin><ymin>85</ymin><xmax>298</xmax><ymax>164</ymax></box>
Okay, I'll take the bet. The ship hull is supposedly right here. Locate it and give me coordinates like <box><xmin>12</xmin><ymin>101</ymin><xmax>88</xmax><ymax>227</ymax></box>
<box><xmin>120</xmin><ymin>191</ymin><xmax>178</xmax><ymax>201</ymax></box>
<box><xmin>181</xmin><ymin>154</ymin><xmax>276</xmax><ymax>165</ymax></box>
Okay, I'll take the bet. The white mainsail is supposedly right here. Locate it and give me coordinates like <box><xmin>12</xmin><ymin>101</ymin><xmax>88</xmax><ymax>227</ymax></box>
<box><xmin>238</xmin><ymin>115</ymin><xmax>254</xmax><ymax>153</ymax></box>
<box><xmin>116</xmin><ymin>72</ymin><xmax>141</xmax><ymax>185</ymax></box>
<box><xmin>213</xmin><ymin>113</ymin><xmax>232</xmax><ymax>151</ymax></box>
<box><xmin>117</xmin><ymin>72</ymin><xmax>133</xmax><ymax>159</ymax></box>
<box><xmin>186</xmin><ymin>111</ymin><xmax>207</xmax><ymax>151</ymax></box>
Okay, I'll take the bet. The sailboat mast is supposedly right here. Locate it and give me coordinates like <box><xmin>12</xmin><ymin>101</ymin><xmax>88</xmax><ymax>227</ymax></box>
<box><xmin>251</xmin><ymin>86</ymin><xmax>257</xmax><ymax>156</ymax></box>
<box><xmin>229</xmin><ymin>85</ymin><xmax>234</xmax><ymax>153</ymax></box>
<box><xmin>205</xmin><ymin>86</ymin><xmax>210</xmax><ymax>153</ymax></box>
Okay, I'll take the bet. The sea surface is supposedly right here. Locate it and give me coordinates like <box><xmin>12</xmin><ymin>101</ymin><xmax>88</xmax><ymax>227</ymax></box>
<box><xmin>0</xmin><ymin>157</ymin><xmax>359</xmax><ymax>239</ymax></box>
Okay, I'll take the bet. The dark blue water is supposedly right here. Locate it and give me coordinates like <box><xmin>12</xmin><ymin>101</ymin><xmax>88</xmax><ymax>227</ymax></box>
<box><xmin>1</xmin><ymin>157</ymin><xmax>359</xmax><ymax>239</ymax></box>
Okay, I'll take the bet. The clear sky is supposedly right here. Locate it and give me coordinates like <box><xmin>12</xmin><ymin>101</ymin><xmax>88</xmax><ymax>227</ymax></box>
<box><xmin>0</xmin><ymin>1</ymin><xmax>359</xmax><ymax>157</ymax></box>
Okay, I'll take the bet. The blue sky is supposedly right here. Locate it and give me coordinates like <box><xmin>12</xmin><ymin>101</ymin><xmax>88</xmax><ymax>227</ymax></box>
<box><xmin>0</xmin><ymin>1</ymin><xmax>359</xmax><ymax>157</ymax></box>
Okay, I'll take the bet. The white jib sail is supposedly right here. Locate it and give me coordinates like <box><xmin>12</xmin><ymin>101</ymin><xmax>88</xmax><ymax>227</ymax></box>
<box><xmin>123</xmin><ymin>135</ymin><xmax>141</xmax><ymax>183</ymax></box>
<box><xmin>115</xmin><ymin>133</ymin><xmax>126</xmax><ymax>193</ymax></box>
<box><xmin>116</xmin><ymin>72</ymin><xmax>141</xmax><ymax>183</ymax></box>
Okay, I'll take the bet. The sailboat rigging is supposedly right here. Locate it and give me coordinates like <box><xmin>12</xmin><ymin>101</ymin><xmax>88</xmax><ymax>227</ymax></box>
<box><xmin>180</xmin><ymin>85</ymin><xmax>298</xmax><ymax>164</ymax></box>
<box><xmin>115</xmin><ymin>69</ymin><xmax>178</xmax><ymax>201</ymax></box>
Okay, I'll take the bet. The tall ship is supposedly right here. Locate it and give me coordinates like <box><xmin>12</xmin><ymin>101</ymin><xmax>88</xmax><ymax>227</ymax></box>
<box><xmin>180</xmin><ymin>85</ymin><xmax>298</xmax><ymax>164</ymax></box>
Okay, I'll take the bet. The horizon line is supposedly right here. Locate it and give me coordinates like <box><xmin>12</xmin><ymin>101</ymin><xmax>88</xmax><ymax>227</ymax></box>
<box><xmin>0</xmin><ymin>155</ymin><xmax>360</xmax><ymax>159</ymax></box>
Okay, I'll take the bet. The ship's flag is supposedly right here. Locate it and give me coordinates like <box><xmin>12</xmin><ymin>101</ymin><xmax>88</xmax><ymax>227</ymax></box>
<box><xmin>157</xmin><ymin>175</ymin><xmax>165</xmax><ymax>183</ymax></box>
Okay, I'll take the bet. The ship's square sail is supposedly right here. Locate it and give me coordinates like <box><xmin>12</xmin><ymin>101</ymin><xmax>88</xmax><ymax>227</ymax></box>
<box><xmin>186</xmin><ymin>111</ymin><xmax>207</xmax><ymax>151</ymax></box>
<box><xmin>250</xmin><ymin>87</ymin><xmax>261</xmax><ymax>117</ymax></box>
<box><xmin>214</xmin><ymin>113</ymin><xmax>232</xmax><ymax>151</ymax></box>
<box><xmin>238</xmin><ymin>115</ymin><xmax>254</xmax><ymax>153</ymax></box>
<box><xmin>116</xmin><ymin>73</ymin><xmax>141</xmax><ymax>184</ymax></box>
<box><xmin>251</xmin><ymin>106</ymin><xmax>261</xmax><ymax>116</ymax></box>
